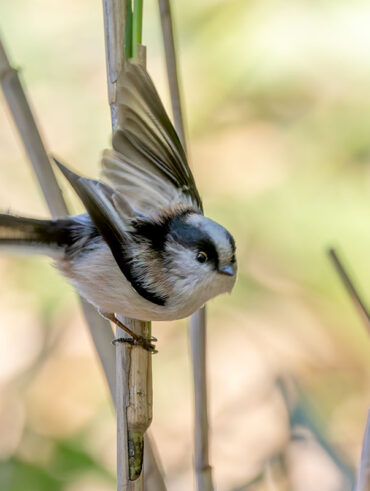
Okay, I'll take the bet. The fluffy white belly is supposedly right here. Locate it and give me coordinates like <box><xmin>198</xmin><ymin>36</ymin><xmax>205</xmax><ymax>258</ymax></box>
<box><xmin>58</xmin><ymin>245</ymin><xmax>223</xmax><ymax>322</ymax></box>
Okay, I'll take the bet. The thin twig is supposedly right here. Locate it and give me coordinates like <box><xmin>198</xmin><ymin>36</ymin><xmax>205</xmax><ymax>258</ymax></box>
<box><xmin>0</xmin><ymin>39</ymin><xmax>67</xmax><ymax>218</ymax></box>
<box><xmin>158</xmin><ymin>2</ymin><xmax>213</xmax><ymax>489</ymax></box>
<box><xmin>157</xmin><ymin>0</ymin><xmax>186</xmax><ymax>151</ymax></box>
<box><xmin>189</xmin><ymin>307</ymin><xmax>213</xmax><ymax>491</ymax></box>
<box><xmin>356</xmin><ymin>409</ymin><xmax>370</xmax><ymax>491</ymax></box>
<box><xmin>328</xmin><ymin>248</ymin><xmax>370</xmax><ymax>333</ymax></box>
<box><xmin>0</xmin><ymin>36</ymin><xmax>116</xmax><ymax>399</ymax></box>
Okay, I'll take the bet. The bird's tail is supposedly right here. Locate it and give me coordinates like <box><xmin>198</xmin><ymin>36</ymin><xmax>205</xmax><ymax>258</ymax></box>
<box><xmin>0</xmin><ymin>213</ymin><xmax>72</xmax><ymax>257</ymax></box>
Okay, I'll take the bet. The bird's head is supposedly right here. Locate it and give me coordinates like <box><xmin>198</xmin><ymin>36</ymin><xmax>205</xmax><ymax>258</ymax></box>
<box><xmin>129</xmin><ymin>209</ymin><xmax>236</xmax><ymax>312</ymax></box>
<box><xmin>163</xmin><ymin>212</ymin><xmax>237</xmax><ymax>300</ymax></box>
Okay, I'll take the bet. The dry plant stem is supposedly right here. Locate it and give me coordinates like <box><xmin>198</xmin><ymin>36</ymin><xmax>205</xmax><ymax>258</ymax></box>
<box><xmin>102</xmin><ymin>2</ymin><xmax>159</xmax><ymax>489</ymax></box>
<box><xmin>157</xmin><ymin>0</ymin><xmax>186</xmax><ymax>150</ymax></box>
<box><xmin>328</xmin><ymin>248</ymin><xmax>370</xmax><ymax>333</ymax></box>
<box><xmin>0</xmin><ymin>36</ymin><xmax>116</xmax><ymax>399</ymax></box>
<box><xmin>116</xmin><ymin>323</ymin><xmax>130</xmax><ymax>487</ymax></box>
<box><xmin>190</xmin><ymin>308</ymin><xmax>213</xmax><ymax>491</ymax></box>
<box><xmin>0</xmin><ymin>39</ymin><xmax>67</xmax><ymax>218</ymax></box>
<box><xmin>115</xmin><ymin>317</ymin><xmax>153</xmax><ymax>490</ymax></box>
<box><xmin>102</xmin><ymin>0</ymin><xmax>125</xmax><ymax>129</ymax></box>
<box><xmin>158</xmin><ymin>2</ymin><xmax>213</xmax><ymax>490</ymax></box>
<box><xmin>356</xmin><ymin>410</ymin><xmax>370</xmax><ymax>491</ymax></box>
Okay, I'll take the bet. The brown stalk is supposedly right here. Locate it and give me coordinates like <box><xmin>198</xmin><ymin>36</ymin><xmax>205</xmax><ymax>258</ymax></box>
<box><xmin>158</xmin><ymin>2</ymin><xmax>213</xmax><ymax>489</ymax></box>
<box><xmin>101</xmin><ymin>2</ymin><xmax>164</xmax><ymax>490</ymax></box>
<box><xmin>0</xmin><ymin>36</ymin><xmax>117</xmax><ymax>398</ymax></box>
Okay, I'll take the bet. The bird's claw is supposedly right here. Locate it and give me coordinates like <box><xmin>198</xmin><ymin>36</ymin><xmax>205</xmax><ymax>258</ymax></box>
<box><xmin>136</xmin><ymin>336</ymin><xmax>158</xmax><ymax>353</ymax></box>
<box><xmin>112</xmin><ymin>335</ymin><xmax>158</xmax><ymax>353</ymax></box>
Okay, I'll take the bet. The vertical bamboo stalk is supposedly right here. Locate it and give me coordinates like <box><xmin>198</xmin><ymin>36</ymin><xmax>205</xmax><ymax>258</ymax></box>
<box><xmin>357</xmin><ymin>410</ymin><xmax>370</xmax><ymax>491</ymax></box>
<box><xmin>158</xmin><ymin>2</ymin><xmax>214</xmax><ymax>489</ymax></box>
<box><xmin>102</xmin><ymin>2</ymin><xmax>156</xmax><ymax>490</ymax></box>
<box><xmin>101</xmin><ymin>4</ymin><xmax>132</xmax><ymax>483</ymax></box>
<box><xmin>114</xmin><ymin>317</ymin><xmax>154</xmax><ymax>489</ymax></box>
<box><xmin>114</xmin><ymin>317</ymin><xmax>153</xmax><ymax>490</ymax></box>
<box><xmin>116</xmin><ymin>326</ymin><xmax>130</xmax><ymax>487</ymax></box>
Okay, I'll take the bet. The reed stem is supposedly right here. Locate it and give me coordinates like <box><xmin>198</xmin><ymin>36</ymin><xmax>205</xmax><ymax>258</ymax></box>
<box><xmin>102</xmin><ymin>2</ymin><xmax>160</xmax><ymax>489</ymax></box>
<box><xmin>132</xmin><ymin>0</ymin><xmax>143</xmax><ymax>59</ymax></box>
<box><xmin>158</xmin><ymin>2</ymin><xmax>213</xmax><ymax>489</ymax></box>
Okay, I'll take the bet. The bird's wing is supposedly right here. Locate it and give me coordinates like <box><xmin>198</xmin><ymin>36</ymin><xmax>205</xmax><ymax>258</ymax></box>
<box><xmin>53</xmin><ymin>158</ymin><xmax>135</xmax><ymax>280</ymax></box>
<box><xmin>101</xmin><ymin>60</ymin><xmax>203</xmax><ymax>214</ymax></box>
<box><xmin>54</xmin><ymin>158</ymin><xmax>167</xmax><ymax>305</ymax></box>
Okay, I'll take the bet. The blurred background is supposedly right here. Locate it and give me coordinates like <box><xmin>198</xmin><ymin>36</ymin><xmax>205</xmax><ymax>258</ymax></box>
<box><xmin>0</xmin><ymin>0</ymin><xmax>370</xmax><ymax>489</ymax></box>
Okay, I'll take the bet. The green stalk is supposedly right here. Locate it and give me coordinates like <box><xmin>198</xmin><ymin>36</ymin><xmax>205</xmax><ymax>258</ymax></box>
<box><xmin>125</xmin><ymin>0</ymin><xmax>133</xmax><ymax>59</ymax></box>
<box><xmin>128</xmin><ymin>431</ymin><xmax>144</xmax><ymax>480</ymax></box>
<box><xmin>132</xmin><ymin>0</ymin><xmax>143</xmax><ymax>59</ymax></box>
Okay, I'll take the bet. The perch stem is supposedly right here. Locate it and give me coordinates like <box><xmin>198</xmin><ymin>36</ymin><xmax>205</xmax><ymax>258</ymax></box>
<box><xmin>102</xmin><ymin>2</ymin><xmax>160</xmax><ymax>489</ymax></box>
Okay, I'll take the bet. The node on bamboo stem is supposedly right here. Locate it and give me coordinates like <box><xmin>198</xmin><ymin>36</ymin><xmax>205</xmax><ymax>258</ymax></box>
<box><xmin>116</xmin><ymin>317</ymin><xmax>153</xmax><ymax>482</ymax></box>
<box><xmin>127</xmin><ymin>326</ymin><xmax>153</xmax><ymax>480</ymax></box>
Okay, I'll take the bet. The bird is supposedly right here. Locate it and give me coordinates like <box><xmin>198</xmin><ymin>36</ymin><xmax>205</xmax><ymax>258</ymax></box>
<box><xmin>0</xmin><ymin>60</ymin><xmax>237</xmax><ymax>350</ymax></box>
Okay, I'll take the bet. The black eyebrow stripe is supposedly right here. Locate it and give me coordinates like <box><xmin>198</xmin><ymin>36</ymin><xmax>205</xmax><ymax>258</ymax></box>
<box><xmin>168</xmin><ymin>215</ymin><xmax>220</xmax><ymax>268</ymax></box>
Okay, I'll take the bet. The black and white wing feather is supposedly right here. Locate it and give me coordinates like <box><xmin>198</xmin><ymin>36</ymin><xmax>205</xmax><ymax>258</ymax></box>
<box><xmin>52</xmin><ymin>62</ymin><xmax>203</xmax><ymax>305</ymax></box>
<box><xmin>53</xmin><ymin>160</ymin><xmax>135</xmax><ymax>280</ymax></box>
<box><xmin>101</xmin><ymin>60</ymin><xmax>203</xmax><ymax>214</ymax></box>
<box><xmin>53</xmin><ymin>158</ymin><xmax>169</xmax><ymax>305</ymax></box>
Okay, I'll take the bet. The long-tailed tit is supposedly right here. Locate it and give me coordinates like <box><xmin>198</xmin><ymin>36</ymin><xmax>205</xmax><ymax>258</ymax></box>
<box><xmin>0</xmin><ymin>61</ymin><xmax>237</xmax><ymax>350</ymax></box>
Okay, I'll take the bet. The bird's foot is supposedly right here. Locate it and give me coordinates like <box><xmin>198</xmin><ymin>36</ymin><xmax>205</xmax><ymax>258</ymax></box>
<box><xmin>99</xmin><ymin>310</ymin><xmax>157</xmax><ymax>353</ymax></box>
<box><xmin>112</xmin><ymin>335</ymin><xmax>158</xmax><ymax>353</ymax></box>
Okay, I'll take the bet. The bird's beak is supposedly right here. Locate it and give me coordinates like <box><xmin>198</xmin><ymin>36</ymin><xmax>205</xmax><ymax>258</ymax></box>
<box><xmin>218</xmin><ymin>265</ymin><xmax>235</xmax><ymax>276</ymax></box>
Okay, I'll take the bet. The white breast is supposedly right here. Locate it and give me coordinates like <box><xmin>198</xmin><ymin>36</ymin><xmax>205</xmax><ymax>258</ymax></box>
<box><xmin>57</xmin><ymin>240</ymin><xmax>234</xmax><ymax>321</ymax></box>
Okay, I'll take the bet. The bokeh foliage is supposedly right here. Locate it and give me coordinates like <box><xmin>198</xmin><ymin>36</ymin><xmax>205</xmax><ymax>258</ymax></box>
<box><xmin>0</xmin><ymin>0</ymin><xmax>369</xmax><ymax>489</ymax></box>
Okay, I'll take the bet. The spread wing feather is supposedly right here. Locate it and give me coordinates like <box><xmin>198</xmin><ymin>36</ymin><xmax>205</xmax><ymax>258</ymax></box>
<box><xmin>53</xmin><ymin>158</ymin><xmax>135</xmax><ymax>280</ymax></box>
<box><xmin>54</xmin><ymin>158</ymin><xmax>168</xmax><ymax>305</ymax></box>
<box><xmin>102</xmin><ymin>149</ymin><xmax>194</xmax><ymax>212</ymax></box>
<box><xmin>101</xmin><ymin>60</ymin><xmax>202</xmax><ymax>213</ymax></box>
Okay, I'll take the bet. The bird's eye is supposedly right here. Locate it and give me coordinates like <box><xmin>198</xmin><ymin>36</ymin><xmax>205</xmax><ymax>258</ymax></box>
<box><xmin>196</xmin><ymin>251</ymin><xmax>208</xmax><ymax>263</ymax></box>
